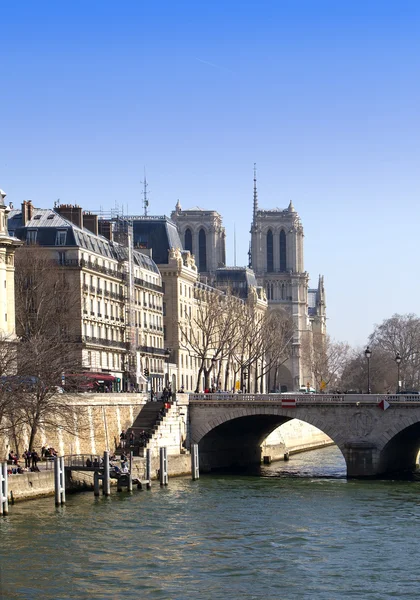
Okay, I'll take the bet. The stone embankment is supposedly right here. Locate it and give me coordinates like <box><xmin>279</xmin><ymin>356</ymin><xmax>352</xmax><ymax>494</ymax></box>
<box><xmin>3</xmin><ymin>392</ymin><xmax>332</xmax><ymax>502</ymax></box>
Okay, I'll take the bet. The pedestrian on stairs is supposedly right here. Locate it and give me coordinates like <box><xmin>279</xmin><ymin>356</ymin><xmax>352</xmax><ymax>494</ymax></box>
<box><xmin>120</xmin><ymin>430</ymin><xmax>126</xmax><ymax>448</ymax></box>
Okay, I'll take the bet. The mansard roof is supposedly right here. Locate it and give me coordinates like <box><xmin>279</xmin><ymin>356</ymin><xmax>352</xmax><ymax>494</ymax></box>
<box><xmin>127</xmin><ymin>215</ymin><xmax>183</xmax><ymax>265</ymax></box>
<box><xmin>8</xmin><ymin>207</ymin><xmax>160</xmax><ymax>274</ymax></box>
<box><xmin>214</xmin><ymin>266</ymin><xmax>260</xmax><ymax>299</ymax></box>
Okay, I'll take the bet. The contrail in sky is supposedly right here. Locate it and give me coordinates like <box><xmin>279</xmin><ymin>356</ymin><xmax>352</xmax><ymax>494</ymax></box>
<box><xmin>194</xmin><ymin>57</ymin><xmax>234</xmax><ymax>74</ymax></box>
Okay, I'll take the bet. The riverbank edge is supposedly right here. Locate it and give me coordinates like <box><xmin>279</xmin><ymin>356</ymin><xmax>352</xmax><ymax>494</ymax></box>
<box><xmin>5</xmin><ymin>441</ymin><xmax>335</xmax><ymax>505</ymax></box>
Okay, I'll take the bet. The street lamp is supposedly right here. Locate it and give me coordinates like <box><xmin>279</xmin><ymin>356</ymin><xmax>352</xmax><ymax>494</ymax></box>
<box><xmin>243</xmin><ymin>368</ymin><xmax>248</xmax><ymax>394</ymax></box>
<box><xmin>395</xmin><ymin>352</ymin><xmax>402</xmax><ymax>393</ymax></box>
<box><xmin>365</xmin><ymin>346</ymin><xmax>372</xmax><ymax>394</ymax></box>
<box><xmin>165</xmin><ymin>348</ymin><xmax>171</xmax><ymax>388</ymax></box>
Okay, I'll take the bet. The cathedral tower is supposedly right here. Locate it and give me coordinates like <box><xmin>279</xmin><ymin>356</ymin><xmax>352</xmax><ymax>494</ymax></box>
<box><xmin>171</xmin><ymin>200</ymin><xmax>226</xmax><ymax>278</ymax></box>
<box><xmin>249</xmin><ymin>169</ymin><xmax>324</xmax><ymax>391</ymax></box>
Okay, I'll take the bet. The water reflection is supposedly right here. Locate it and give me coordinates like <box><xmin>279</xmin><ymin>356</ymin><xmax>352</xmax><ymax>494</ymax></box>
<box><xmin>1</xmin><ymin>446</ymin><xmax>419</xmax><ymax>600</ymax></box>
<box><xmin>261</xmin><ymin>444</ymin><xmax>346</xmax><ymax>479</ymax></box>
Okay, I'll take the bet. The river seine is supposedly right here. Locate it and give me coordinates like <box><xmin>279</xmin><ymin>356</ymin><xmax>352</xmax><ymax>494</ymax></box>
<box><xmin>1</xmin><ymin>445</ymin><xmax>420</xmax><ymax>600</ymax></box>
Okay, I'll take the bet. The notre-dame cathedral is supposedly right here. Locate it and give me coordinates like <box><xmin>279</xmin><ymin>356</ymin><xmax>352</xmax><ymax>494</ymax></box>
<box><xmin>171</xmin><ymin>168</ymin><xmax>326</xmax><ymax>391</ymax></box>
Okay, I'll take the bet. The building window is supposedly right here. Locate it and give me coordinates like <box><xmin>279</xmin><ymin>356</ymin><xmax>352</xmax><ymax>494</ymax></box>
<box><xmin>26</xmin><ymin>230</ymin><xmax>37</xmax><ymax>245</ymax></box>
<box><xmin>55</xmin><ymin>230</ymin><xmax>67</xmax><ymax>246</ymax></box>
<box><xmin>280</xmin><ymin>230</ymin><xmax>287</xmax><ymax>272</ymax></box>
<box><xmin>267</xmin><ymin>230</ymin><xmax>273</xmax><ymax>272</ymax></box>
<box><xmin>185</xmin><ymin>228</ymin><xmax>193</xmax><ymax>253</ymax></box>
<box><xmin>58</xmin><ymin>251</ymin><xmax>66</xmax><ymax>265</ymax></box>
<box><xmin>198</xmin><ymin>228</ymin><xmax>207</xmax><ymax>272</ymax></box>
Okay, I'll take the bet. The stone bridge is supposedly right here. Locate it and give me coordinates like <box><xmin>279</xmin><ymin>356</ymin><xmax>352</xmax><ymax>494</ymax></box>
<box><xmin>188</xmin><ymin>393</ymin><xmax>420</xmax><ymax>477</ymax></box>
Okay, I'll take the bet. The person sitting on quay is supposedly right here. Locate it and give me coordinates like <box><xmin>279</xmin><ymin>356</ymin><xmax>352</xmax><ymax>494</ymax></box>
<box><xmin>8</xmin><ymin>451</ymin><xmax>19</xmax><ymax>465</ymax></box>
<box><xmin>44</xmin><ymin>447</ymin><xmax>57</xmax><ymax>459</ymax></box>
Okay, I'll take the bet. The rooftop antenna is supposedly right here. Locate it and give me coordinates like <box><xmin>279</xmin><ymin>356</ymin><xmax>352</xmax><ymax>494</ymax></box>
<box><xmin>143</xmin><ymin>168</ymin><xmax>149</xmax><ymax>216</ymax></box>
<box><xmin>253</xmin><ymin>162</ymin><xmax>258</xmax><ymax>224</ymax></box>
<box><xmin>234</xmin><ymin>223</ymin><xmax>237</xmax><ymax>267</ymax></box>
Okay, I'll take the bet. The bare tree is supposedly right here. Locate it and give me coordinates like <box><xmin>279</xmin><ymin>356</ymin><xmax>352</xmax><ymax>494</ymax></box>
<box><xmin>0</xmin><ymin>336</ymin><xmax>20</xmax><ymax>434</ymax></box>
<box><xmin>179</xmin><ymin>287</ymin><xmax>242</xmax><ymax>391</ymax></box>
<box><xmin>15</xmin><ymin>245</ymin><xmax>80</xmax><ymax>340</ymax></box>
<box><xmin>9</xmin><ymin>245</ymin><xmax>84</xmax><ymax>451</ymax></box>
<box><xmin>232</xmin><ymin>305</ymin><xmax>294</xmax><ymax>392</ymax></box>
<box><xmin>369</xmin><ymin>314</ymin><xmax>420</xmax><ymax>390</ymax></box>
<box><xmin>339</xmin><ymin>346</ymin><xmax>396</xmax><ymax>394</ymax></box>
<box><xmin>302</xmin><ymin>333</ymin><xmax>351</xmax><ymax>391</ymax></box>
<box><xmin>14</xmin><ymin>335</ymin><xmax>83</xmax><ymax>450</ymax></box>
<box><xmin>254</xmin><ymin>310</ymin><xmax>294</xmax><ymax>392</ymax></box>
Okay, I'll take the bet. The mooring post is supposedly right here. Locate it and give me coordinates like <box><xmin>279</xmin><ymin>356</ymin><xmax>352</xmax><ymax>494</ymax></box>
<box><xmin>159</xmin><ymin>447</ymin><xmax>168</xmax><ymax>486</ymax></box>
<box><xmin>127</xmin><ymin>474</ymin><xmax>133</xmax><ymax>492</ymax></box>
<box><xmin>103</xmin><ymin>451</ymin><xmax>110</xmax><ymax>496</ymax></box>
<box><xmin>146</xmin><ymin>448</ymin><xmax>152</xmax><ymax>489</ymax></box>
<box><xmin>60</xmin><ymin>456</ymin><xmax>66</xmax><ymax>505</ymax></box>
<box><xmin>191</xmin><ymin>444</ymin><xmax>200</xmax><ymax>480</ymax></box>
<box><xmin>54</xmin><ymin>456</ymin><xmax>66</xmax><ymax>506</ymax></box>
<box><xmin>93</xmin><ymin>471</ymin><xmax>100</xmax><ymax>497</ymax></box>
<box><xmin>0</xmin><ymin>462</ymin><xmax>8</xmax><ymax>516</ymax></box>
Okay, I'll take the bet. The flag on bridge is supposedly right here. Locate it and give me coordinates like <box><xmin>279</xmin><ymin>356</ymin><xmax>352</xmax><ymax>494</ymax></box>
<box><xmin>378</xmin><ymin>399</ymin><xmax>390</xmax><ymax>411</ymax></box>
<box><xmin>282</xmin><ymin>398</ymin><xmax>297</xmax><ymax>408</ymax></box>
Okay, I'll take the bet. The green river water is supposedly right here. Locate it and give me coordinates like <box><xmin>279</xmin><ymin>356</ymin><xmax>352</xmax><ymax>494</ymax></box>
<box><xmin>1</xmin><ymin>445</ymin><xmax>420</xmax><ymax>600</ymax></box>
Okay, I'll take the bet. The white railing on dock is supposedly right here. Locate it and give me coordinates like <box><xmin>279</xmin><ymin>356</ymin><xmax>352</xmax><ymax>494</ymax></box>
<box><xmin>189</xmin><ymin>393</ymin><xmax>420</xmax><ymax>405</ymax></box>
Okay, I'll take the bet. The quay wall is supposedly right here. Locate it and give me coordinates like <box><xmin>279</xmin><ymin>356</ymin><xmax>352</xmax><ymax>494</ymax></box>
<box><xmin>3</xmin><ymin>393</ymin><xmax>332</xmax><ymax>502</ymax></box>
<box><xmin>262</xmin><ymin>419</ymin><xmax>333</xmax><ymax>461</ymax></box>
<box><xmin>1</xmin><ymin>393</ymin><xmax>147</xmax><ymax>459</ymax></box>
<box><xmin>7</xmin><ymin>455</ymin><xmax>192</xmax><ymax>503</ymax></box>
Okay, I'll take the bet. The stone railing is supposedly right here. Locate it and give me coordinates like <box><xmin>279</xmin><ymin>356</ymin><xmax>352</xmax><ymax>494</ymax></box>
<box><xmin>189</xmin><ymin>393</ymin><xmax>420</xmax><ymax>405</ymax></box>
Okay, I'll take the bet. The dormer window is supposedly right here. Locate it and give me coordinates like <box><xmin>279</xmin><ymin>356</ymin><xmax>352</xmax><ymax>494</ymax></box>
<box><xmin>26</xmin><ymin>230</ymin><xmax>37</xmax><ymax>245</ymax></box>
<box><xmin>56</xmin><ymin>230</ymin><xmax>67</xmax><ymax>246</ymax></box>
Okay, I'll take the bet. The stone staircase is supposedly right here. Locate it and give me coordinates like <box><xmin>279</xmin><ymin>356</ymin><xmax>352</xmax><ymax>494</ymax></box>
<box><xmin>125</xmin><ymin>401</ymin><xmax>167</xmax><ymax>456</ymax></box>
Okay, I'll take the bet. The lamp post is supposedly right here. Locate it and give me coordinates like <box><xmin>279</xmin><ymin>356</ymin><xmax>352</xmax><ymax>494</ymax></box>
<box><xmin>395</xmin><ymin>352</ymin><xmax>401</xmax><ymax>393</ymax></box>
<box><xmin>243</xmin><ymin>369</ymin><xmax>248</xmax><ymax>394</ymax></box>
<box><xmin>165</xmin><ymin>348</ymin><xmax>171</xmax><ymax>388</ymax></box>
<box><xmin>365</xmin><ymin>346</ymin><xmax>372</xmax><ymax>394</ymax></box>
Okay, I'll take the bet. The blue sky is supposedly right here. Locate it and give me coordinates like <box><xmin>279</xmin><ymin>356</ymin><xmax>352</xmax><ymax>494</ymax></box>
<box><xmin>1</xmin><ymin>1</ymin><xmax>420</xmax><ymax>346</ymax></box>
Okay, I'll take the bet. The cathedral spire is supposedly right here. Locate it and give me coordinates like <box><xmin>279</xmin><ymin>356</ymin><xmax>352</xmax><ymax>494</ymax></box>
<box><xmin>253</xmin><ymin>163</ymin><xmax>258</xmax><ymax>223</ymax></box>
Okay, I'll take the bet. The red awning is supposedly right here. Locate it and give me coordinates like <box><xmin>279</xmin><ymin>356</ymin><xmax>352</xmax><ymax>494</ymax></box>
<box><xmin>83</xmin><ymin>373</ymin><xmax>116</xmax><ymax>382</ymax></box>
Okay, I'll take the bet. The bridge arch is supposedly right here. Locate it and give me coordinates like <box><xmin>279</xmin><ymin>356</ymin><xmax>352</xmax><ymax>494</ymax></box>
<box><xmin>191</xmin><ymin>406</ymin><xmax>345</xmax><ymax>473</ymax></box>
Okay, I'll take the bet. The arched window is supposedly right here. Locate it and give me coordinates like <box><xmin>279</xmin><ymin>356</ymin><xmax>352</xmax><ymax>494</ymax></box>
<box><xmin>184</xmin><ymin>228</ymin><xmax>193</xmax><ymax>253</ymax></box>
<box><xmin>267</xmin><ymin>230</ymin><xmax>273</xmax><ymax>272</ymax></box>
<box><xmin>280</xmin><ymin>230</ymin><xmax>287</xmax><ymax>272</ymax></box>
<box><xmin>199</xmin><ymin>229</ymin><xmax>207</xmax><ymax>272</ymax></box>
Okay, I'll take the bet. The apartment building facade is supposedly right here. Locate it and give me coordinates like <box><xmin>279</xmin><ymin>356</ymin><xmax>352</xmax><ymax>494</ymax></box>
<box><xmin>8</xmin><ymin>203</ymin><xmax>165</xmax><ymax>392</ymax></box>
